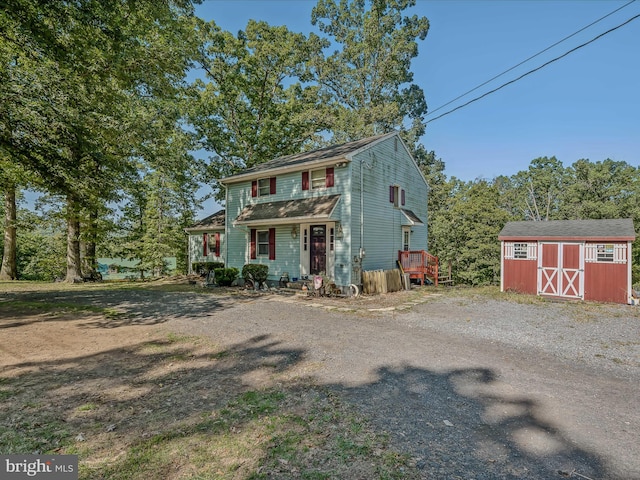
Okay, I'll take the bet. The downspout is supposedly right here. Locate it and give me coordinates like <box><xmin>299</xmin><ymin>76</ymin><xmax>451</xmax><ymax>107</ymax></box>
<box><xmin>224</xmin><ymin>183</ymin><xmax>229</xmax><ymax>267</ymax></box>
<box><xmin>360</xmin><ymin>156</ymin><xmax>365</xmax><ymax>259</ymax></box>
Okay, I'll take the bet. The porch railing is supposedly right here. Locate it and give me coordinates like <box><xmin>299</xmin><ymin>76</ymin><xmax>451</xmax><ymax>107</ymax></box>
<box><xmin>398</xmin><ymin>250</ymin><xmax>439</xmax><ymax>286</ymax></box>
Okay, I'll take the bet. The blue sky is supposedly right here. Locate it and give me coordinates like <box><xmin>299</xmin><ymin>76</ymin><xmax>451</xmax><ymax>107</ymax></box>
<box><xmin>194</xmin><ymin>0</ymin><xmax>640</xmax><ymax>185</ymax></box>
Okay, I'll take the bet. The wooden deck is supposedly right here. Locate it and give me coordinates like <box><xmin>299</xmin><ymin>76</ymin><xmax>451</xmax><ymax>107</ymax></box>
<box><xmin>398</xmin><ymin>250</ymin><xmax>452</xmax><ymax>286</ymax></box>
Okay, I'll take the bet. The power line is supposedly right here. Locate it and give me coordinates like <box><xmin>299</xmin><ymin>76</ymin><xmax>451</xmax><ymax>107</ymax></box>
<box><xmin>426</xmin><ymin>0</ymin><xmax>637</xmax><ymax>117</ymax></box>
<box><xmin>425</xmin><ymin>12</ymin><xmax>640</xmax><ymax>125</ymax></box>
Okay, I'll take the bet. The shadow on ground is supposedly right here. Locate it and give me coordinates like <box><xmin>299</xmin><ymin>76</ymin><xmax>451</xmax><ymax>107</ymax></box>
<box><xmin>0</xmin><ymin>329</ymin><xmax>615</xmax><ymax>478</ymax></box>
<box><xmin>0</xmin><ymin>288</ymin><xmax>242</xmax><ymax>328</ymax></box>
<box><xmin>334</xmin><ymin>365</ymin><xmax>607</xmax><ymax>479</ymax></box>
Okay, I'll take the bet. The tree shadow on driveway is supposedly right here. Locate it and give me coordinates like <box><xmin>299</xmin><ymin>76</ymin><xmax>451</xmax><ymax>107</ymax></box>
<box><xmin>0</xmin><ymin>288</ymin><xmax>241</xmax><ymax>328</ymax></box>
<box><xmin>334</xmin><ymin>364</ymin><xmax>609</xmax><ymax>479</ymax></box>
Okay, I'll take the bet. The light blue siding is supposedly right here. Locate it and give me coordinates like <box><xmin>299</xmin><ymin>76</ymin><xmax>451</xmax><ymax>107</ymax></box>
<box><xmin>350</xmin><ymin>136</ymin><xmax>428</xmax><ymax>275</ymax></box>
<box><xmin>220</xmin><ymin>133</ymin><xmax>428</xmax><ymax>288</ymax></box>
<box><xmin>188</xmin><ymin>232</ymin><xmax>225</xmax><ymax>265</ymax></box>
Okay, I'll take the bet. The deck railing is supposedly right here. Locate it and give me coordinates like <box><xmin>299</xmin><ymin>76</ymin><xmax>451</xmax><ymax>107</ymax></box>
<box><xmin>398</xmin><ymin>250</ymin><xmax>439</xmax><ymax>286</ymax></box>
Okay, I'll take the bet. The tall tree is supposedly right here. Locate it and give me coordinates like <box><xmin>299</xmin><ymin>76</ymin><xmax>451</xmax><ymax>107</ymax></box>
<box><xmin>1</xmin><ymin>0</ymin><xmax>200</xmax><ymax>281</ymax></box>
<box><xmin>192</xmin><ymin>19</ymin><xmax>328</xmax><ymax>199</ymax></box>
<box><xmin>504</xmin><ymin>156</ymin><xmax>568</xmax><ymax>221</ymax></box>
<box><xmin>560</xmin><ymin>159</ymin><xmax>640</xmax><ymax>220</ymax></box>
<box><xmin>311</xmin><ymin>0</ymin><xmax>429</xmax><ymax>142</ymax></box>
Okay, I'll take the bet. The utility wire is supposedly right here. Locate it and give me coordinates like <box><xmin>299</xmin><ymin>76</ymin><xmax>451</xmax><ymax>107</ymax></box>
<box><xmin>425</xmin><ymin>13</ymin><xmax>640</xmax><ymax>125</ymax></box>
<box><xmin>426</xmin><ymin>0</ymin><xmax>637</xmax><ymax>117</ymax></box>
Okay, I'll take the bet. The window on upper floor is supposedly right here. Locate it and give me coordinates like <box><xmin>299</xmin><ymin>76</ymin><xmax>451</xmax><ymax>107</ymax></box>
<box><xmin>311</xmin><ymin>169</ymin><xmax>325</xmax><ymax>189</ymax></box>
<box><xmin>389</xmin><ymin>185</ymin><xmax>405</xmax><ymax>207</ymax></box>
<box><xmin>302</xmin><ymin>167</ymin><xmax>334</xmax><ymax>190</ymax></box>
<box><xmin>251</xmin><ymin>177</ymin><xmax>276</xmax><ymax>197</ymax></box>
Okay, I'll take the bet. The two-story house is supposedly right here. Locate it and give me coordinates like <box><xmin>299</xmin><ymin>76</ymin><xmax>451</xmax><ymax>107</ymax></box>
<box><xmin>187</xmin><ymin>132</ymin><xmax>429</xmax><ymax>290</ymax></box>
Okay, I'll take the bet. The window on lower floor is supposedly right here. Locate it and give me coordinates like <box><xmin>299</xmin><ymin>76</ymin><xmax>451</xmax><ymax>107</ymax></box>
<box><xmin>257</xmin><ymin>230</ymin><xmax>269</xmax><ymax>256</ymax></box>
<box><xmin>403</xmin><ymin>229</ymin><xmax>410</xmax><ymax>251</ymax></box>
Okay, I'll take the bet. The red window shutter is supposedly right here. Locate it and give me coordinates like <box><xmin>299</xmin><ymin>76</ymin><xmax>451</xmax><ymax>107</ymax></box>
<box><xmin>215</xmin><ymin>232</ymin><xmax>220</xmax><ymax>257</ymax></box>
<box><xmin>251</xmin><ymin>180</ymin><xmax>257</xmax><ymax>197</ymax></box>
<box><xmin>401</xmin><ymin>189</ymin><xmax>405</xmax><ymax>206</ymax></box>
<box><xmin>325</xmin><ymin>167</ymin><xmax>334</xmax><ymax>187</ymax></box>
<box><xmin>268</xmin><ymin>228</ymin><xmax>276</xmax><ymax>260</ymax></box>
<box><xmin>203</xmin><ymin>233</ymin><xmax>208</xmax><ymax>256</ymax></box>
<box><xmin>389</xmin><ymin>185</ymin><xmax>394</xmax><ymax>203</ymax></box>
<box><xmin>302</xmin><ymin>171</ymin><xmax>309</xmax><ymax>190</ymax></box>
<box><xmin>250</xmin><ymin>229</ymin><xmax>257</xmax><ymax>259</ymax></box>
<box><xmin>270</xmin><ymin>177</ymin><xmax>276</xmax><ymax>195</ymax></box>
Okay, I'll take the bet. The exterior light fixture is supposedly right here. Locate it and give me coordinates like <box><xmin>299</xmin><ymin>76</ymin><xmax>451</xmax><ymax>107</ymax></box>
<box><xmin>291</xmin><ymin>225</ymin><xmax>298</xmax><ymax>239</ymax></box>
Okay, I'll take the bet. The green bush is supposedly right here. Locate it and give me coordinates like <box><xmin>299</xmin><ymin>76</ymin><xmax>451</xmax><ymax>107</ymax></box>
<box><xmin>214</xmin><ymin>267</ymin><xmax>239</xmax><ymax>287</ymax></box>
<box><xmin>242</xmin><ymin>264</ymin><xmax>269</xmax><ymax>285</ymax></box>
<box><xmin>192</xmin><ymin>261</ymin><xmax>224</xmax><ymax>275</ymax></box>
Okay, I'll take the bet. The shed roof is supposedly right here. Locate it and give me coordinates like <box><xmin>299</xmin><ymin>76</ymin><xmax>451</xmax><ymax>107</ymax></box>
<box><xmin>184</xmin><ymin>209</ymin><xmax>225</xmax><ymax>232</ymax></box>
<box><xmin>221</xmin><ymin>133</ymin><xmax>394</xmax><ymax>183</ymax></box>
<box><xmin>235</xmin><ymin>195</ymin><xmax>341</xmax><ymax>226</ymax></box>
<box><xmin>499</xmin><ymin>218</ymin><xmax>636</xmax><ymax>241</ymax></box>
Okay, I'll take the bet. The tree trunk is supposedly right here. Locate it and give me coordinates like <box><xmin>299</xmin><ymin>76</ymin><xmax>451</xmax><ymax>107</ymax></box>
<box><xmin>81</xmin><ymin>209</ymin><xmax>98</xmax><ymax>279</ymax></box>
<box><xmin>65</xmin><ymin>196</ymin><xmax>83</xmax><ymax>282</ymax></box>
<box><xmin>0</xmin><ymin>185</ymin><xmax>18</xmax><ymax>280</ymax></box>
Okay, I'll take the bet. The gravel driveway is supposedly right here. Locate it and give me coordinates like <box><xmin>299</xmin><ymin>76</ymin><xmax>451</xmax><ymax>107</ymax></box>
<box><xmin>5</xmin><ymin>286</ymin><xmax>639</xmax><ymax>479</ymax></box>
<box><xmin>162</xmin><ymin>289</ymin><xmax>640</xmax><ymax>480</ymax></box>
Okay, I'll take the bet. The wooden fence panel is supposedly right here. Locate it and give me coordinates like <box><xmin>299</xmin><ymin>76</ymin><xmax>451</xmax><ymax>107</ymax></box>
<box><xmin>362</xmin><ymin>269</ymin><xmax>403</xmax><ymax>294</ymax></box>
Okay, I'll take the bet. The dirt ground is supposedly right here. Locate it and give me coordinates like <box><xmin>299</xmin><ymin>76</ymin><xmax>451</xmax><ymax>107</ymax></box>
<box><xmin>1</xmin><ymin>283</ymin><xmax>639</xmax><ymax>479</ymax></box>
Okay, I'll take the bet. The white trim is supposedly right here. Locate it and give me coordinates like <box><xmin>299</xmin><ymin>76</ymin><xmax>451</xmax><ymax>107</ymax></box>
<box><xmin>538</xmin><ymin>242</ymin><xmax>584</xmax><ymax>299</ymax></box>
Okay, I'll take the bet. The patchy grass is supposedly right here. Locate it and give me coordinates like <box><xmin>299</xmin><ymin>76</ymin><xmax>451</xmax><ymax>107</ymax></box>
<box><xmin>0</xmin><ymin>311</ymin><xmax>420</xmax><ymax>480</ymax></box>
<box><xmin>0</xmin><ymin>299</ymin><xmax>126</xmax><ymax>321</ymax></box>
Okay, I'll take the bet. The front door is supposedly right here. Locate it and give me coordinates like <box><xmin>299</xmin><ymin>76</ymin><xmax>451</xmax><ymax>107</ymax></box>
<box><xmin>310</xmin><ymin>225</ymin><xmax>326</xmax><ymax>274</ymax></box>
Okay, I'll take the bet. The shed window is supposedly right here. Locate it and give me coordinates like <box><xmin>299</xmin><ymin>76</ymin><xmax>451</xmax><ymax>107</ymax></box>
<box><xmin>504</xmin><ymin>242</ymin><xmax>537</xmax><ymax>260</ymax></box>
<box><xmin>587</xmin><ymin>243</ymin><xmax>628</xmax><ymax>263</ymax></box>
<box><xmin>596</xmin><ymin>244</ymin><xmax>614</xmax><ymax>262</ymax></box>
<box><xmin>514</xmin><ymin>243</ymin><xmax>528</xmax><ymax>259</ymax></box>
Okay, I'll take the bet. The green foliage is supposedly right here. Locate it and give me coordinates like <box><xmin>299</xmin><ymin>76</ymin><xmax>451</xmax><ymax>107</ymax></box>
<box><xmin>213</xmin><ymin>267</ymin><xmax>238</xmax><ymax>286</ymax></box>
<box><xmin>242</xmin><ymin>264</ymin><xmax>269</xmax><ymax>285</ymax></box>
<box><xmin>15</xmin><ymin>209</ymin><xmax>66</xmax><ymax>281</ymax></box>
<box><xmin>191</xmin><ymin>19</ymin><xmax>328</xmax><ymax>200</ymax></box>
<box><xmin>311</xmin><ymin>0</ymin><xmax>429</xmax><ymax>142</ymax></box>
<box><xmin>431</xmin><ymin>179</ymin><xmax>511</xmax><ymax>286</ymax></box>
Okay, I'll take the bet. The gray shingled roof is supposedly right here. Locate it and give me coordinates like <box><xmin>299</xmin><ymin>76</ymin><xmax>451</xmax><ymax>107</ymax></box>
<box><xmin>401</xmin><ymin>209</ymin><xmax>424</xmax><ymax>225</ymax></box>
<box><xmin>499</xmin><ymin>218</ymin><xmax>636</xmax><ymax>240</ymax></box>
<box><xmin>222</xmin><ymin>133</ymin><xmax>393</xmax><ymax>182</ymax></box>
<box><xmin>235</xmin><ymin>195</ymin><xmax>341</xmax><ymax>224</ymax></box>
<box><xmin>184</xmin><ymin>209</ymin><xmax>225</xmax><ymax>232</ymax></box>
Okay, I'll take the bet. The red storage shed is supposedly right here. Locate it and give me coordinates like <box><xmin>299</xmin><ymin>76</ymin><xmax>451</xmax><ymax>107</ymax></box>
<box><xmin>499</xmin><ymin>219</ymin><xmax>636</xmax><ymax>304</ymax></box>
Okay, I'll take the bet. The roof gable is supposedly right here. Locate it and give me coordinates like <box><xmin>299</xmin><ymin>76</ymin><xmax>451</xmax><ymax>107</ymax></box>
<box><xmin>499</xmin><ymin>218</ymin><xmax>636</xmax><ymax>241</ymax></box>
<box><xmin>184</xmin><ymin>209</ymin><xmax>225</xmax><ymax>232</ymax></box>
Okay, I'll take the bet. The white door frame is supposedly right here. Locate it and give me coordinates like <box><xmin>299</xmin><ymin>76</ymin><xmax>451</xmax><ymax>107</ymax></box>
<box><xmin>538</xmin><ymin>242</ymin><xmax>584</xmax><ymax>299</ymax></box>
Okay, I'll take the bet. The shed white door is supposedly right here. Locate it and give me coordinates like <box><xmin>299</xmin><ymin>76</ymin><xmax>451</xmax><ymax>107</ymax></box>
<box><xmin>538</xmin><ymin>243</ymin><xmax>584</xmax><ymax>299</ymax></box>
